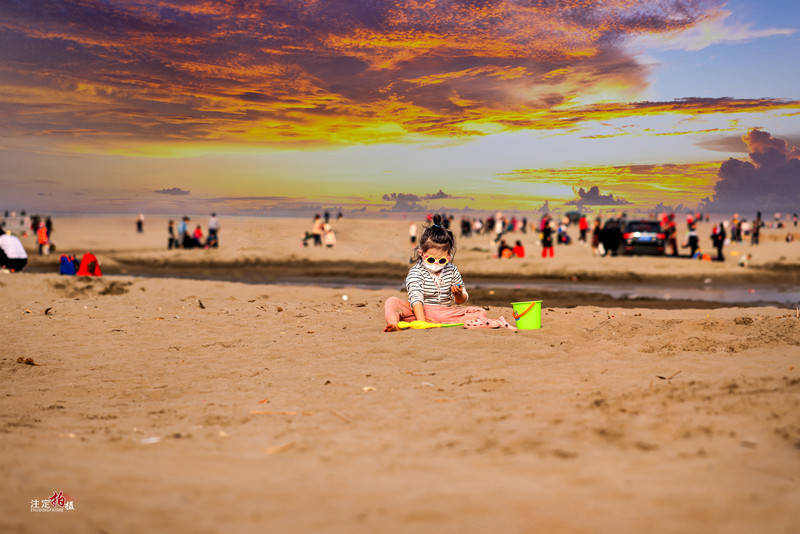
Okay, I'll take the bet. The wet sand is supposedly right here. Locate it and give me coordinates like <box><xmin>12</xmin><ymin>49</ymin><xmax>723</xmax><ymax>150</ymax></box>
<box><xmin>1</xmin><ymin>273</ymin><xmax>800</xmax><ymax>533</ymax></box>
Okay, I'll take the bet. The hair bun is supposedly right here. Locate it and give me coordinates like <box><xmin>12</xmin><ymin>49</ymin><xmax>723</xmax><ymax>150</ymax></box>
<box><xmin>432</xmin><ymin>214</ymin><xmax>443</xmax><ymax>226</ymax></box>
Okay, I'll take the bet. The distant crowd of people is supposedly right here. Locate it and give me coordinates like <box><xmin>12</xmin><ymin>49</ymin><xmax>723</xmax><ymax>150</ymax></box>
<box><xmin>411</xmin><ymin>212</ymin><xmax>529</xmax><ymax>243</ymax></box>
<box><xmin>162</xmin><ymin>213</ymin><xmax>220</xmax><ymax>249</ymax></box>
<box><xmin>129</xmin><ymin>213</ymin><xmax>220</xmax><ymax>249</ymax></box>
<box><xmin>2</xmin><ymin>206</ymin><xmax>797</xmax><ymax>275</ymax></box>
<box><xmin>581</xmin><ymin>211</ymin><xmax>765</xmax><ymax>262</ymax></box>
<box><xmin>1</xmin><ymin>210</ymin><xmax>55</xmax><ymax>258</ymax></box>
<box><xmin>1</xmin><ymin>209</ymin><xmax>55</xmax><ymax>272</ymax></box>
<box><xmin>406</xmin><ymin>209</ymin><xmax>798</xmax><ymax>263</ymax></box>
<box><xmin>409</xmin><ymin>211</ymin><xmax>593</xmax><ymax>259</ymax></box>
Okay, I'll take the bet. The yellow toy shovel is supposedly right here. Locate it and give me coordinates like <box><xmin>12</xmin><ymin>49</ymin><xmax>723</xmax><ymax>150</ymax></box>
<box><xmin>397</xmin><ymin>320</ymin><xmax>464</xmax><ymax>330</ymax></box>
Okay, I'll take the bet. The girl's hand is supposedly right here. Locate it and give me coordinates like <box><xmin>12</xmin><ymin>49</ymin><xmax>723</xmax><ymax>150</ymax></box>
<box><xmin>452</xmin><ymin>284</ymin><xmax>467</xmax><ymax>304</ymax></box>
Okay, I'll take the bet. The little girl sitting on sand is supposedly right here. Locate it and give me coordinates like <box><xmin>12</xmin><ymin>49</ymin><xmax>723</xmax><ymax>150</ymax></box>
<box><xmin>384</xmin><ymin>215</ymin><xmax>515</xmax><ymax>332</ymax></box>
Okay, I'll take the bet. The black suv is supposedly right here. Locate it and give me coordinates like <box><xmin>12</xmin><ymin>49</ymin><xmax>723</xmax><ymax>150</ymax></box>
<box><xmin>622</xmin><ymin>220</ymin><xmax>666</xmax><ymax>255</ymax></box>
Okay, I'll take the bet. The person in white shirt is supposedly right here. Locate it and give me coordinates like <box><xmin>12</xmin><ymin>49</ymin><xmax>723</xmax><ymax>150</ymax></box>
<box><xmin>0</xmin><ymin>227</ymin><xmax>28</xmax><ymax>272</ymax></box>
<box><xmin>409</xmin><ymin>222</ymin><xmax>417</xmax><ymax>245</ymax></box>
<box><xmin>207</xmin><ymin>213</ymin><xmax>220</xmax><ymax>248</ymax></box>
<box><xmin>323</xmin><ymin>223</ymin><xmax>336</xmax><ymax>247</ymax></box>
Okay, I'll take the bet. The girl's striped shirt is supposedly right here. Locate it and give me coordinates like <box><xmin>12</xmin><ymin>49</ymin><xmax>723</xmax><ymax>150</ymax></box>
<box><xmin>405</xmin><ymin>261</ymin><xmax>464</xmax><ymax>306</ymax></box>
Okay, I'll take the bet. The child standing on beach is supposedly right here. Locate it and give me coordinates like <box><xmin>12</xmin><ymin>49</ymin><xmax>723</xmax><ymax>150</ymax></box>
<box><xmin>384</xmin><ymin>215</ymin><xmax>514</xmax><ymax>331</ymax></box>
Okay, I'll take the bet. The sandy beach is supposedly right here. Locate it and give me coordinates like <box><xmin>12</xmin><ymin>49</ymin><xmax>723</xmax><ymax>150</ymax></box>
<box><xmin>2</xmin><ymin>216</ymin><xmax>800</xmax><ymax>532</ymax></box>
<box><xmin>5</xmin><ymin>0</ymin><xmax>800</xmax><ymax>531</ymax></box>
<box><xmin>1</xmin><ymin>279</ymin><xmax>799</xmax><ymax>531</ymax></box>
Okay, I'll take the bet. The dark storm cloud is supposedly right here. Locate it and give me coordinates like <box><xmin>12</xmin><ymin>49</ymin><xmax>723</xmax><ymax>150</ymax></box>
<box><xmin>702</xmin><ymin>129</ymin><xmax>800</xmax><ymax>212</ymax></box>
<box><xmin>381</xmin><ymin>190</ymin><xmax>456</xmax><ymax>210</ymax></box>
<box><xmin>653</xmin><ymin>201</ymin><xmax>689</xmax><ymax>214</ymax></box>
<box><xmin>698</xmin><ymin>132</ymin><xmax>800</xmax><ymax>154</ymax></box>
<box><xmin>565</xmin><ymin>185</ymin><xmax>631</xmax><ymax>206</ymax></box>
<box><xmin>154</xmin><ymin>187</ymin><xmax>190</xmax><ymax>195</ymax></box>
<box><xmin>382</xmin><ymin>192</ymin><xmax>424</xmax><ymax>211</ymax></box>
<box><xmin>424</xmin><ymin>189</ymin><xmax>453</xmax><ymax>200</ymax></box>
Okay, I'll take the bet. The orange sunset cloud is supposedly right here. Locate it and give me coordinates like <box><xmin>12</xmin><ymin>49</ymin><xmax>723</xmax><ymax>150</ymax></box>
<box><xmin>500</xmin><ymin>161</ymin><xmax>722</xmax><ymax>208</ymax></box>
<box><xmin>5</xmin><ymin>0</ymin><xmax>793</xmax><ymax>149</ymax></box>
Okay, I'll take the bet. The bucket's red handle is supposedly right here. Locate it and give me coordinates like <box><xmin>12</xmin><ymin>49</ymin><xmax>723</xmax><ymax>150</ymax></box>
<box><xmin>512</xmin><ymin>302</ymin><xmax>536</xmax><ymax>320</ymax></box>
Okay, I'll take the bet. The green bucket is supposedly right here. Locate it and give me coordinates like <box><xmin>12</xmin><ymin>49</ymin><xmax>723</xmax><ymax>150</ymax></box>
<box><xmin>511</xmin><ymin>300</ymin><xmax>542</xmax><ymax>330</ymax></box>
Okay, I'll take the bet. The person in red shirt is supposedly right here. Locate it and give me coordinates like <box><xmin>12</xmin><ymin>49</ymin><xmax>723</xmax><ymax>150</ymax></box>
<box><xmin>578</xmin><ymin>215</ymin><xmax>588</xmax><ymax>243</ymax></box>
<box><xmin>512</xmin><ymin>240</ymin><xmax>525</xmax><ymax>258</ymax></box>
<box><xmin>193</xmin><ymin>225</ymin><xmax>204</xmax><ymax>247</ymax></box>
<box><xmin>36</xmin><ymin>221</ymin><xmax>49</xmax><ymax>255</ymax></box>
<box><xmin>663</xmin><ymin>213</ymin><xmax>678</xmax><ymax>256</ymax></box>
<box><xmin>541</xmin><ymin>219</ymin><xmax>554</xmax><ymax>258</ymax></box>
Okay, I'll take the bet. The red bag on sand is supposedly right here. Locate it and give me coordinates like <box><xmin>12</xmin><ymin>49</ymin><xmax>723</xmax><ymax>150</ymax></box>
<box><xmin>76</xmin><ymin>253</ymin><xmax>102</xmax><ymax>276</ymax></box>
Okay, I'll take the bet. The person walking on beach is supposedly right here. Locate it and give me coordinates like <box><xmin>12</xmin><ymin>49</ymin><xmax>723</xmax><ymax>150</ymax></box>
<box><xmin>208</xmin><ymin>213</ymin><xmax>220</xmax><ymax>248</ymax></box>
<box><xmin>136</xmin><ymin>213</ymin><xmax>144</xmax><ymax>233</ymax></box>
<box><xmin>731</xmin><ymin>213</ymin><xmax>740</xmax><ymax>242</ymax></box>
<box><xmin>493</xmin><ymin>214</ymin><xmax>504</xmax><ymax>243</ymax></box>
<box><xmin>36</xmin><ymin>221</ymin><xmax>49</xmax><ymax>255</ymax></box>
<box><xmin>591</xmin><ymin>217</ymin><xmax>601</xmax><ymax>256</ymax></box>
<box><xmin>752</xmin><ymin>211</ymin><xmax>762</xmax><ymax>245</ymax></box>
<box><xmin>178</xmin><ymin>216</ymin><xmax>191</xmax><ymax>248</ymax></box>
<box><xmin>601</xmin><ymin>217</ymin><xmax>621</xmax><ymax>256</ymax></box>
<box><xmin>167</xmin><ymin>219</ymin><xmax>177</xmax><ymax>249</ymax></box>
<box><xmin>712</xmin><ymin>222</ymin><xmax>726</xmax><ymax>261</ymax></box>
<box><xmin>578</xmin><ymin>215</ymin><xmax>588</xmax><ymax>244</ymax></box>
<box><xmin>686</xmin><ymin>215</ymin><xmax>699</xmax><ymax>257</ymax></box>
<box><xmin>664</xmin><ymin>214</ymin><xmax>678</xmax><ymax>256</ymax></box>
<box><xmin>311</xmin><ymin>214</ymin><xmax>324</xmax><ymax>246</ymax></box>
<box><xmin>409</xmin><ymin>222</ymin><xmax>417</xmax><ymax>245</ymax></box>
<box><xmin>541</xmin><ymin>217</ymin><xmax>554</xmax><ymax>258</ymax></box>
<box><xmin>460</xmin><ymin>217</ymin><xmax>471</xmax><ymax>238</ymax></box>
